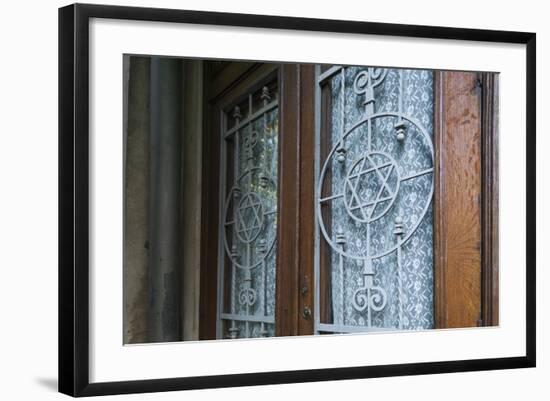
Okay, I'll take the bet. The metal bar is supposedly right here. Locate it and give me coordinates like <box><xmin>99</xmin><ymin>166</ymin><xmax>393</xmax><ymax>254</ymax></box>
<box><xmin>317</xmin><ymin>65</ymin><xmax>342</xmax><ymax>84</ymax></box>
<box><xmin>339</xmin><ymin>254</ymin><xmax>344</xmax><ymax>325</ymax></box>
<box><xmin>313</xmin><ymin>64</ymin><xmax>322</xmax><ymax>334</ymax></box>
<box><xmin>319</xmin><ymin>192</ymin><xmax>344</xmax><ymax>203</ymax></box>
<box><xmin>346</xmin><ymin>161</ymin><xmax>393</xmax><ymax>180</ymax></box>
<box><xmin>397</xmin><ymin>236</ymin><xmax>404</xmax><ymax>330</ymax></box>
<box><xmin>245</xmin><ymin>243</ymin><xmax>251</xmax><ymax>338</ymax></box>
<box><xmin>340</xmin><ymin>68</ymin><xmax>345</xmax><ymax>146</ymax></box>
<box><xmin>262</xmin><ymin>86</ymin><xmax>268</xmax><ymax>176</ymax></box>
<box><xmin>368</xmin><ymin>171</ymin><xmax>394</xmax><ymax>220</ymax></box>
<box><xmin>261</xmin><ymin>259</ymin><xmax>266</xmax><ymax>336</ymax></box>
<box><xmin>349</xmin><ymin>195</ymin><xmax>394</xmax><ymax>211</ymax></box>
<box><xmin>260</xmin><ymin>87</ymin><xmax>270</xmax><ymax>337</ymax></box>
<box><xmin>366</xmin><ymin>287</ymin><xmax>372</xmax><ymax>327</ymax></box>
<box><xmin>317</xmin><ymin>323</ymin><xmax>396</xmax><ymax>333</ymax></box>
<box><xmin>367</xmin><ymin>114</ymin><xmax>372</xmax><ymax>151</ymax></box>
<box><xmin>401</xmin><ymin>167</ymin><xmax>433</xmax><ymax>181</ymax></box>
<box><xmin>216</xmin><ymin>109</ymin><xmax>228</xmax><ymax>340</ymax></box>
<box><xmin>229</xmin><ymin>266</ymin><xmax>237</xmax><ymax>337</ymax></box>
<box><xmin>221</xmin><ymin>313</ymin><xmax>275</xmax><ymax>324</ymax></box>
<box><xmin>365</xmin><ymin>230</ymin><xmax>371</xmax><ymax>327</ymax></box>
<box><xmin>366</xmin><ymin>223</ymin><xmax>370</xmax><ymax>261</ymax></box>
<box><xmin>224</xmin><ymin>100</ymin><xmax>278</xmax><ymax>138</ymax></box>
<box><xmin>228</xmin><ymin>110</ymin><xmax>241</xmax><ymax>338</ymax></box>
<box><xmin>398</xmin><ymin>69</ymin><xmax>404</xmax><ymax>123</ymax></box>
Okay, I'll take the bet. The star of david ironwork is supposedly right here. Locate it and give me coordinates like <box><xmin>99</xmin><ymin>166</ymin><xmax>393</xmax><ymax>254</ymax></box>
<box><xmin>344</xmin><ymin>152</ymin><xmax>399</xmax><ymax>223</ymax></box>
<box><xmin>236</xmin><ymin>192</ymin><xmax>264</xmax><ymax>243</ymax></box>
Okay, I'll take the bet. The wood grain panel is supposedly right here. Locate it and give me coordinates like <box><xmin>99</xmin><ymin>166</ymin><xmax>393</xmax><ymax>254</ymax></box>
<box><xmin>297</xmin><ymin>65</ymin><xmax>315</xmax><ymax>335</ymax></box>
<box><xmin>275</xmin><ymin>64</ymin><xmax>300</xmax><ymax>336</ymax></box>
<box><xmin>434</xmin><ymin>71</ymin><xmax>482</xmax><ymax>329</ymax></box>
<box><xmin>481</xmin><ymin>72</ymin><xmax>500</xmax><ymax>327</ymax></box>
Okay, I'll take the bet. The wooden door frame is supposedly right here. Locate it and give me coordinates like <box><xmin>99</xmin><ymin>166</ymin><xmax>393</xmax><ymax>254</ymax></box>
<box><xmin>275</xmin><ymin>64</ymin><xmax>316</xmax><ymax>336</ymax></box>
<box><xmin>433</xmin><ymin>70</ymin><xmax>499</xmax><ymax>329</ymax></box>
<box><xmin>480</xmin><ymin>72</ymin><xmax>499</xmax><ymax>327</ymax></box>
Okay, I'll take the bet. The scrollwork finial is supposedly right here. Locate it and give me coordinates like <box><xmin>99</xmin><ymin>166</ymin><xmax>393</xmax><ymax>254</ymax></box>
<box><xmin>233</xmin><ymin>106</ymin><xmax>242</xmax><ymax>120</ymax></box>
<box><xmin>261</xmin><ymin>86</ymin><xmax>271</xmax><ymax>104</ymax></box>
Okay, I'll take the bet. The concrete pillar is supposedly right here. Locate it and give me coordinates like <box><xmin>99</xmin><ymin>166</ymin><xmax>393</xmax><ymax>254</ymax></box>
<box><xmin>147</xmin><ymin>57</ymin><xmax>183</xmax><ymax>342</ymax></box>
<box><xmin>181</xmin><ymin>60</ymin><xmax>203</xmax><ymax>341</ymax></box>
<box><xmin>123</xmin><ymin>56</ymin><xmax>151</xmax><ymax>344</ymax></box>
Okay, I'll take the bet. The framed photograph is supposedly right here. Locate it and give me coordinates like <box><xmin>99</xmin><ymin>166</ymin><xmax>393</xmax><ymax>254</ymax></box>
<box><xmin>58</xmin><ymin>3</ymin><xmax>536</xmax><ymax>397</ymax></box>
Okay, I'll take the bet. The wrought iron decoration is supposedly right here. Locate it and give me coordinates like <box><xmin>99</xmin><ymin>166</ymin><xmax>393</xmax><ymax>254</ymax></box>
<box><xmin>316</xmin><ymin>66</ymin><xmax>435</xmax><ymax>333</ymax></box>
<box><xmin>219</xmin><ymin>85</ymin><xmax>279</xmax><ymax>339</ymax></box>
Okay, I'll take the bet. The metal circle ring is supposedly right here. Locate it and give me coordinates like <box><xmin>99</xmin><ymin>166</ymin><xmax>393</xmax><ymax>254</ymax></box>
<box><xmin>223</xmin><ymin>167</ymin><xmax>277</xmax><ymax>270</ymax></box>
<box><xmin>317</xmin><ymin>112</ymin><xmax>434</xmax><ymax>261</ymax></box>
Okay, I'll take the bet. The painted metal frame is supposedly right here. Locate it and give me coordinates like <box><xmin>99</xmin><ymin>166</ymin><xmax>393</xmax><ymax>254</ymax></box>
<box><xmin>59</xmin><ymin>3</ymin><xmax>536</xmax><ymax>396</ymax></box>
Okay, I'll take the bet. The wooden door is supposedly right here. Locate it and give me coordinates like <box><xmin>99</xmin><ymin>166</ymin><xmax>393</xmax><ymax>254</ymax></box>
<box><xmin>200</xmin><ymin>63</ymin><xmax>499</xmax><ymax>339</ymax></box>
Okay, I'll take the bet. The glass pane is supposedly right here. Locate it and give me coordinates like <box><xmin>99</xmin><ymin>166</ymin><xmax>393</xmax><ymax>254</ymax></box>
<box><xmin>317</xmin><ymin>66</ymin><xmax>434</xmax><ymax>332</ymax></box>
<box><xmin>219</xmin><ymin>83</ymin><xmax>279</xmax><ymax>338</ymax></box>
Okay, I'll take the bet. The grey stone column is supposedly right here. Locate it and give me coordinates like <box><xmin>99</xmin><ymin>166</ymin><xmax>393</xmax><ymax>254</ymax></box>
<box><xmin>181</xmin><ymin>60</ymin><xmax>203</xmax><ymax>341</ymax></box>
<box><xmin>123</xmin><ymin>56</ymin><xmax>151</xmax><ymax>344</ymax></box>
<box><xmin>147</xmin><ymin>57</ymin><xmax>183</xmax><ymax>342</ymax></box>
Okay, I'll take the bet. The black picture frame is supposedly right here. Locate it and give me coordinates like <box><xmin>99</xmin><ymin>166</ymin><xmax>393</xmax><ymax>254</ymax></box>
<box><xmin>59</xmin><ymin>3</ymin><xmax>536</xmax><ymax>397</ymax></box>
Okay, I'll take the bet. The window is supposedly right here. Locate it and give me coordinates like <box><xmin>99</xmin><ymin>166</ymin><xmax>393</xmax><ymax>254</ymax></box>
<box><xmin>316</xmin><ymin>66</ymin><xmax>435</xmax><ymax>333</ymax></box>
<box><xmin>219</xmin><ymin>80</ymin><xmax>279</xmax><ymax>339</ymax></box>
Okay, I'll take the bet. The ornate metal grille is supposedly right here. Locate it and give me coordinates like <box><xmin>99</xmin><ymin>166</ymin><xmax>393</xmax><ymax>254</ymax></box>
<box><xmin>315</xmin><ymin>66</ymin><xmax>435</xmax><ymax>333</ymax></box>
<box><xmin>218</xmin><ymin>82</ymin><xmax>279</xmax><ymax>339</ymax></box>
